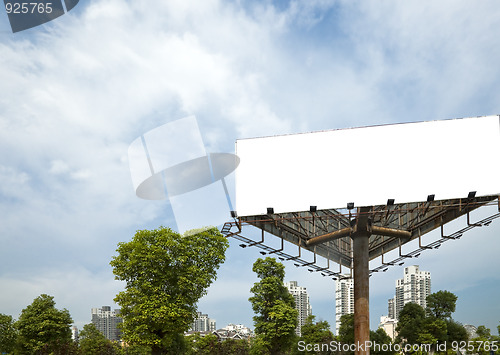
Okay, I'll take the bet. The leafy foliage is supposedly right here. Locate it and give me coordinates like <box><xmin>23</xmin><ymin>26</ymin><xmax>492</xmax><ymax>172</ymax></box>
<box><xmin>15</xmin><ymin>294</ymin><xmax>73</xmax><ymax>354</ymax></box>
<box><xmin>185</xmin><ymin>333</ymin><xmax>250</xmax><ymax>355</ymax></box>
<box><xmin>110</xmin><ymin>226</ymin><xmax>229</xmax><ymax>355</ymax></box>
<box><xmin>297</xmin><ymin>315</ymin><xmax>335</xmax><ymax>355</ymax></box>
<box><xmin>0</xmin><ymin>313</ymin><xmax>17</xmax><ymax>354</ymax></box>
<box><xmin>426</xmin><ymin>290</ymin><xmax>457</xmax><ymax>319</ymax></box>
<box><xmin>79</xmin><ymin>323</ymin><xmax>120</xmax><ymax>354</ymax></box>
<box><xmin>396</xmin><ymin>302</ymin><xmax>426</xmax><ymax>345</ymax></box>
<box><xmin>249</xmin><ymin>257</ymin><xmax>298</xmax><ymax>355</ymax></box>
<box><xmin>337</xmin><ymin>313</ymin><xmax>355</xmax><ymax>346</ymax></box>
<box><xmin>370</xmin><ymin>328</ymin><xmax>395</xmax><ymax>355</ymax></box>
<box><xmin>396</xmin><ymin>291</ymin><xmax>469</xmax><ymax>353</ymax></box>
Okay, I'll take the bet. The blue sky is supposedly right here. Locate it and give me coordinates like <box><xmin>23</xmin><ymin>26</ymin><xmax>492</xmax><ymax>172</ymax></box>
<box><xmin>0</xmin><ymin>0</ymin><xmax>499</xmax><ymax>335</ymax></box>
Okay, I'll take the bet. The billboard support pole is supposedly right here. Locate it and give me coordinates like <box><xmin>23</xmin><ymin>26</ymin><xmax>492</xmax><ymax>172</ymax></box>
<box><xmin>353</xmin><ymin>207</ymin><xmax>371</xmax><ymax>355</ymax></box>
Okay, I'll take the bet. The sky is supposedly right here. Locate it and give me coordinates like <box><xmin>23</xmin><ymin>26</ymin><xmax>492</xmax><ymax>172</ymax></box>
<box><xmin>1</xmin><ymin>0</ymin><xmax>500</xmax><ymax>335</ymax></box>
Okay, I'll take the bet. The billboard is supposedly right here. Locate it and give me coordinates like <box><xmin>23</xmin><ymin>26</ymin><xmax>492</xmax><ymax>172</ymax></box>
<box><xmin>235</xmin><ymin>115</ymin><xmax>500</xmax><ymax>217</ymax></box>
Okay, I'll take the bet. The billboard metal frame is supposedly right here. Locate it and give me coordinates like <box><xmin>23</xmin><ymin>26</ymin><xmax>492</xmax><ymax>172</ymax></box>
<box><xmin>223</xmin><ymin>195</ymin><xmax>500</xmax><ymax>274</ymax></box>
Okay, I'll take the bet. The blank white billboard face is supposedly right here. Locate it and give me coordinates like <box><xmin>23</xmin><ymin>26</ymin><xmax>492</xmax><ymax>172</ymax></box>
<box><xmin>235</xmin><ymin>115</ymin><xmax>500</xmax><ymax>216</ymax></box>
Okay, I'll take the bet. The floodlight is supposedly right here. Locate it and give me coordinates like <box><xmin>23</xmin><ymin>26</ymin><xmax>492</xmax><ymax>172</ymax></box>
<box><xmin>468</xmin><ymin>191</ymin><xmax>477</xmax><ymax>199</ymax></box>
<box><xmin>308</xmin><ymin>269</ymin><xmax>314</xmax><ymax>272</ymax></box>
<box><xmin>231</xmin><ymin>211</ymin><xmax>238</xmax><ymax>218</ymax></box>
<box><xmin>347</xmin><ymin>202</ymin><xmax>355</xmax><ymax>210</ymax></box>
<box><xmin>387</xmin><ymin>199</ymin><xmax>395</xmax><ymax>206</ymax></box>
<box><xmin>294</xmin><ymin>263</ymin><xmax>300</xmax><ymax>267</ymax></box>
<box><xmin>485</xmin><ymin>221</ymin><xmax>492</xmax><ymax>226</ymax></box>
<box><xmin>398</xmin><ymin>262</ymin><xmax>404</xmax><ymax>266</ymax></box>
<box><xmin>279</xmin><ymin>257</ymin><xmax>285</xmax><ymax>261</ymax></box>
<box><xmin>414</xmin><ymin>253</ymin><xmax>421</xmax><ymax>258</ymax></box>
<box><xmin>239</xmin><ymin>244</ymin><xmax>246</xmax><ymax>248</ymax></box>
<box><xmin>427</xmin><ymin>194</ymin><xmax>435</xmax><ymax>202</ymax></box>
<box><xmin>310</xmin><ymin>206</ymin><xmax>317</xmax><ymax>212</ymax></box>
<box><xmin>260</xmin><ymin>252</ymin><xmax>266</xmax><ymax>255</ymax></box>
<box><xmin>382</xmin><ymin>268</ymin><xmax>388</xmax><ymax>272</ymax></box>
<box><xmin>267</xmin><ymin>207</ymin><xmax>274</xmax><ymax>214</ymax></box>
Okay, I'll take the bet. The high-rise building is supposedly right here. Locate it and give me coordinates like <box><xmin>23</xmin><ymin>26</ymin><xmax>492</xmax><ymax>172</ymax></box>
<box><xmin>71</xmin><ymin>326</ymin><xmax>79</xmax><ymax>341</ymax></box>
<box><xmin>285</xmin><ymin>281</ymin><xmax>312</xmax><ymax>336</ymax></box>
<box><xmin>191</xmin><ymin>312</ymin><xmax>216</xmax><ymax>332</ymax></box>
<box><xmin>91</xmin><ymin>306</ymin><xmax>122</xmax><ymax>341</ymax></box>
<box><xmin>388</xmin><ymin>297</ymin><xmax>395</xmax><ymax>319</ymax></box>
<box><xmin>335</xmin><ymin>276</ymin><xmax>354</xmax><ymax>335</ymax></box>
<box><xmin>393</xmin><ymin>265</ymin><xmax>431</xmax><ymax>319</ymax></box>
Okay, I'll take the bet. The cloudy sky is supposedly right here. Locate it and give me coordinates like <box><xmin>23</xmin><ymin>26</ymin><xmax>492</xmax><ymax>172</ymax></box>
<box><xmin>1</xmin><ymin>0</ymin><xmax>500</xmax><ymax>335</ymax></box>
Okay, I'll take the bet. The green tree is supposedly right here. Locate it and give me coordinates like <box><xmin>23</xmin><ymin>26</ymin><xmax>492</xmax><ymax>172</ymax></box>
<box><xmin>370</xmin><ymin>328</ymin><xmax>395</xmax><ymax>355</ymax></box>
<box><xmin>186</xmin><ymin>333</ymin><xmax>218</xmax><ymax>354</ymax></box>
<box><xmin>78</xmin><ymin>323</ymin><xmax>119</xmax><ymax>354</ymax></box>
<box><xmin>395</xmin><ymin>302</ymin><xmax>426</xmax><ymax>346</ymax></box>
<box><xmin>15</xmin><ymin>294</ymin><xmax>73</xmax><ymax>354</ymax></box>
<box><xmin>444</xmin><ymin>319</ymin><xmax>468</xmax><ymax>345</ymax></box>
<box><xmin>471</xmin><ymin>325</ymin><xmax>493</xmax><ymax>355</ymax></box>
<box><xmin>249</xmin><ymin>257</ymin><xmax>298</xmax><ymax>355</ymax></box>
<box><xmin>337</xmin><ymin>313</ymin><xmax>354</xmax><ymax>354</ymax></box>
<box><xmin>110</xmin><ymin>227</ymin><xmax>229</xmax><ymax>355</ymax></box>
<box><xmin>219</xmin><ymin>338</ymin><xmax>250</xmax><ymax>355</ymax></box>
<box><xmin>298</xmin><ymin>315</ymin><xmax>334</xmax><ymax>355</ymax></box>
<box><xmin>417</xmin><ymin>317</ymin><xmax>447</xmax><ymax>351</ymax></box>
<box><xmin>426</xmin><ymin>290</ymin><xmax>458</xmax><ymax>319</ymax></box>
<box><xmin>337</xmin><ymin>313</ymin><xmax>354</xmax><ymax>343</ymax></box>
<box><xmin>0</xmin><ymin>313</ymin><xmax>17</xmax><ymax>354</ymax></box>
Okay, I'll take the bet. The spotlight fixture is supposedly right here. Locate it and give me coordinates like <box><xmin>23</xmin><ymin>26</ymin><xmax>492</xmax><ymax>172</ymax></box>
<box><xmin>310</xmin><ymin>205</ymin><xmax>317</xmax><ymax>213</ymax></box>
<box><xmin>387</xmin><ymin>199</ymin><xmax>395</xmax><ymax>206</ymax></box>
<box><xmin>414</xmin><ymin>253</ymin><xmax>421</xmax><ymax>258</ymax></box>
<box><xmin>382</xmin><ymin>268</ymin><xmax>388</xmax><ymax>272</ymax></box>
<box><xmin>239</xmin><ymin>244</ymin><xmax>247</xmax><ymax>248</ymax></box>
<box><xmin>308</xmin><ymin>269</ymin><xmax>314</xmax><ymax>273</ymax></box>
<box><xmin>260</xmin><ymin>251</ymin><xmax>266</xmax><ymax>255</ymax></box>
<box><xmin>398</xmin><ymin>262</ymin><xmax>404</xmax><ymax>266</ymax></box>
<box><xmin>347</xmin><ymin>202</ymin><xmax>355</xmax><ymax>210</ymax></box>
<box><xmin>230</xmin><ymin>210</ymin><xmax>238</xmax><ymax>218</ymax></box>
<box><xmin>427</xmin><ymin>194</ymin><xmax>435</xmax><ymax>202</ymax></box>
<box><xmin>332</xmin><ymin>277</ymin><xmax>337</xmax><ymax>280</ymax></box>
<box><xmin>294</xmin><ymin>263</ymin><xmax>300</xmax><ymax>267</ymax></box>
<box><xmin>485</xmin><ymin>221</ymin><xmax>492</xmax><ymax>226</ymax></box>
<box><xmin>321</xmin><ymin>273</ymin><xmax>326</xmax><ymax>277</ymax></box>
<box><xmin>267</xmin><ymin>207</ymin><xmax>274</xmax><ymax>214</ymax></box>
<box><xmin>279</xmin><ymin>257</ymin><xmax>285</xmax><ymax>261</ymax></box>
<box><xmin>434</xmin><ymin>244</ymin><xmax>441</xmax><ymax>249</ymax></box>
<box><xmin>456</xmin><ymin>234</ymin><xmax>462</xmax><ymax>239</ymax></box>
<box><xmin>468</xmin><ymin>191</ymin><xmax>476</xmax><ymax>199</ymax></box>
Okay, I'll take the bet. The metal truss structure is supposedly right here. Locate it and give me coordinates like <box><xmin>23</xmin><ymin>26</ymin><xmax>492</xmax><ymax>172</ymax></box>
<box><xmin>221</xmin><ymin>195</ymin><xmax>500</xmax><ymax>278</ymax></box>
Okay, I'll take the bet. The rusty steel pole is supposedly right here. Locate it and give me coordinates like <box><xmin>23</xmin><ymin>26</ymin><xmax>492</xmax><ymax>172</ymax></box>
<box><xmin>352</xmin><ymin>207</ymin><xmax>371</xmax><ymax>355</ymax></box>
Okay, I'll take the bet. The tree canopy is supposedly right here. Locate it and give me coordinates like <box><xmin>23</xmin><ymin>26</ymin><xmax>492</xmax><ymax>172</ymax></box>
<box><xmin>0</xmin><ymin>313</ymin><xmax>17</xmax><ymax>354</ymax></box>
<box><xmin>79</xmin><ymin>323</ymin><xmax>119</xmax><ymax>355</ymax></box>
<box><xmin>15</xmin><ymin>294</ymin><xmax>73</xmax><ymax>354</ymax></box>
<box><xmin>110</xmin><ymin>226</ymin><xmax>229</xmax><ymax>355</ymax></box>
<box><xmin>298</xmin><ymin>315</ymin><xmax>335</xmax><ymax>355</ymax></box>
<box><xmin>249</xmin><ymin>257</ymin><xmax>298</xmax><ymax>355</ymax></box>
<box><xmin>426</xmin><ymin>290</ymin><xmax>457</xmax><ymax>319</ymax></box>
<box><xmin>396</xmin><ymin>290</ymin><xmax>468</xmax><ymax>353</ymax></box>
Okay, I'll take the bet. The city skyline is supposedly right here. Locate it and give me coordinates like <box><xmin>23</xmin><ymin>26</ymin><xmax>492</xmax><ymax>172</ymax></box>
<box><xmin>1</xmin><ymin>0</ymin><xmax>500</xmax><ymax>336</ymax></box>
